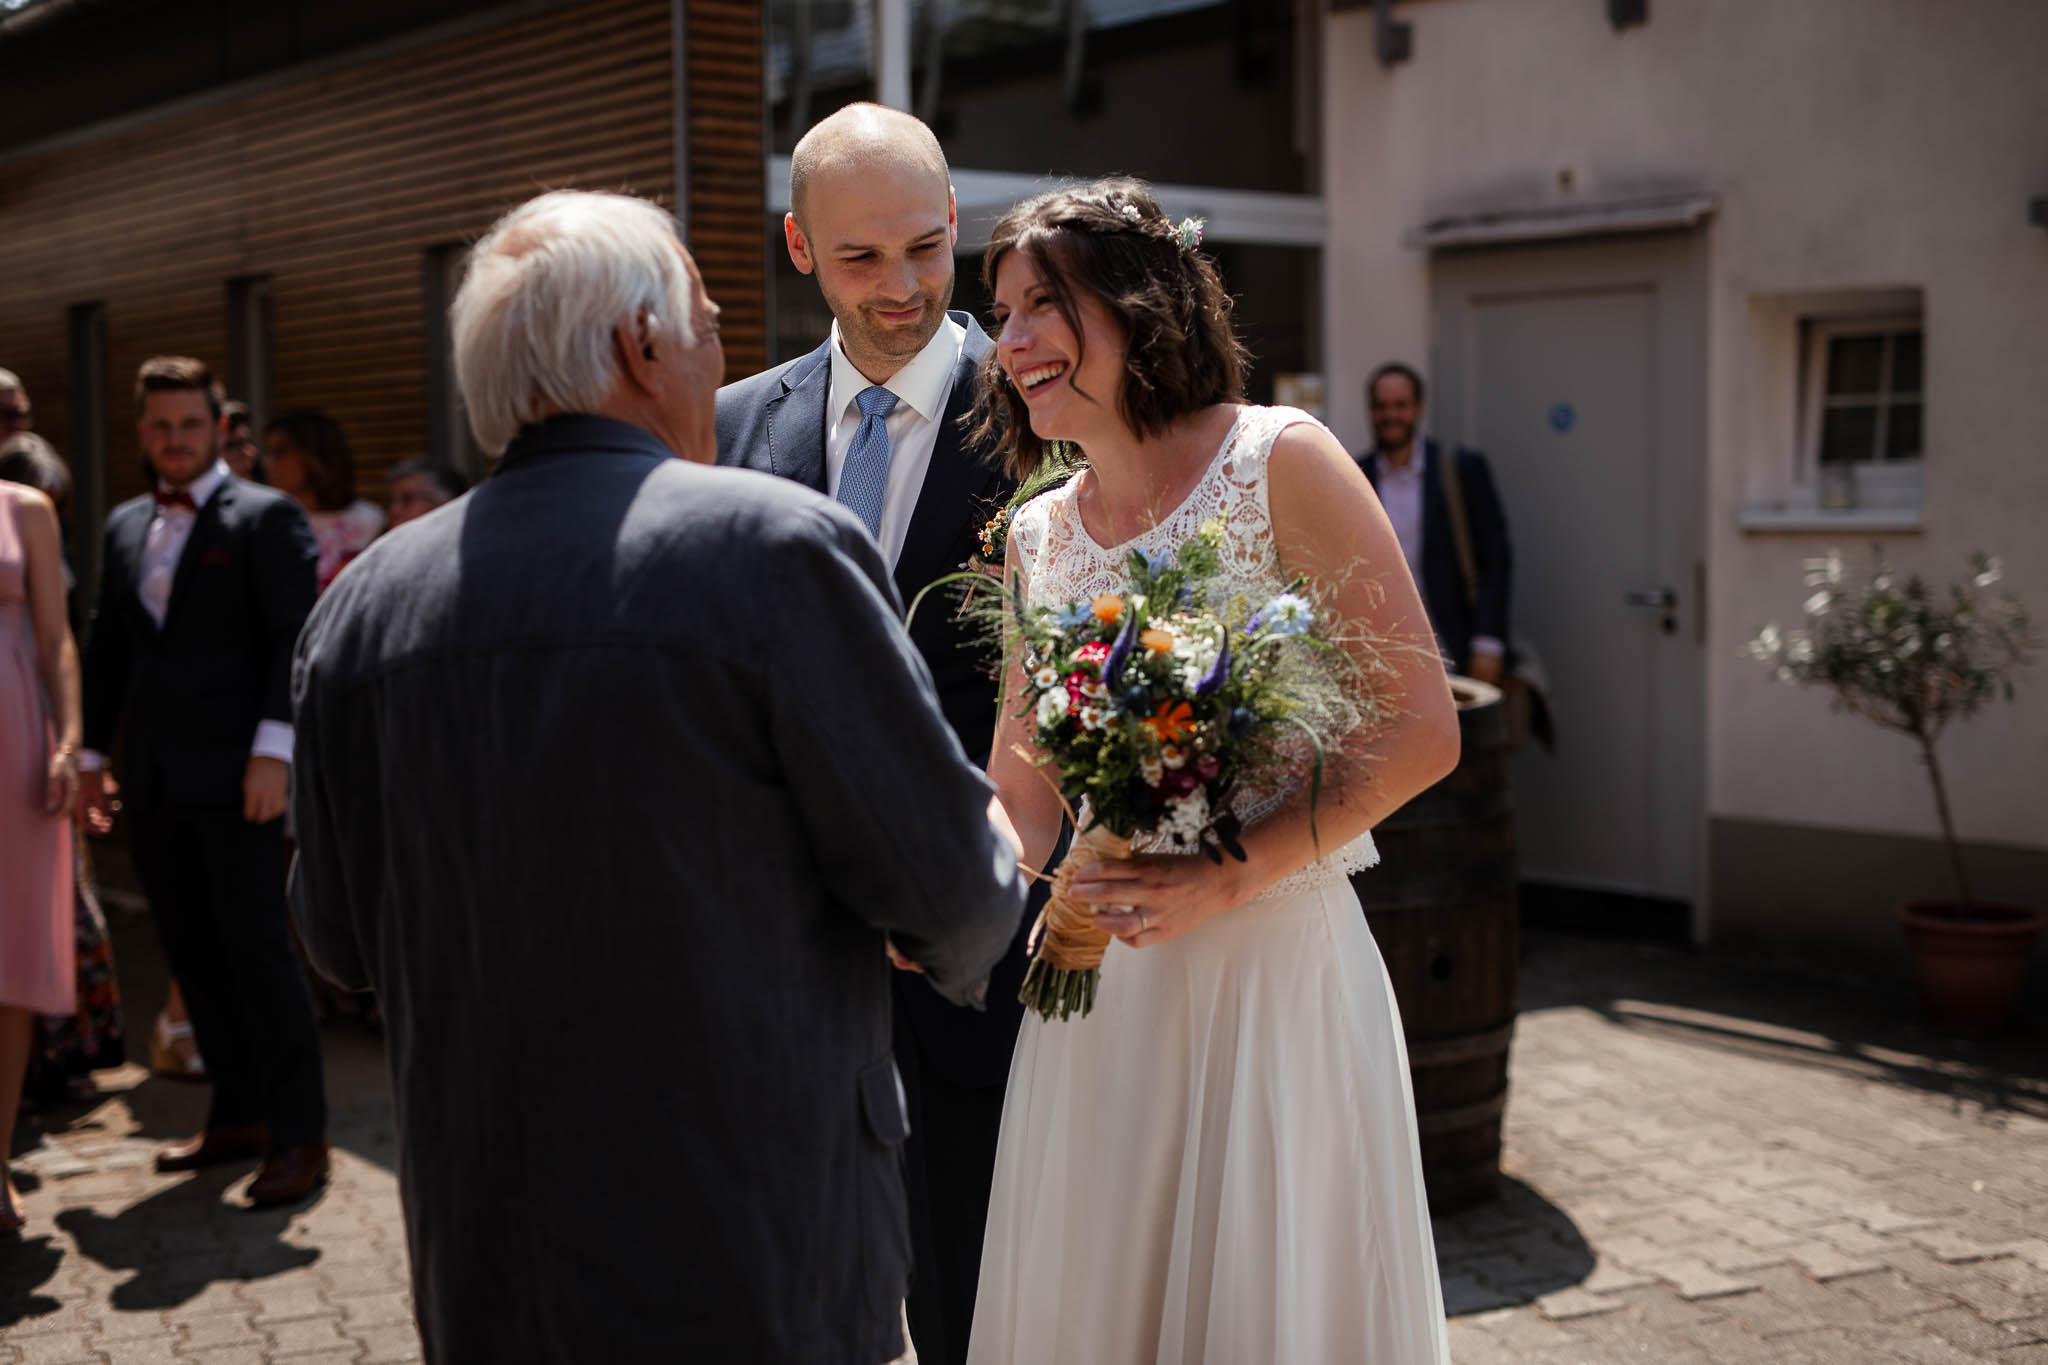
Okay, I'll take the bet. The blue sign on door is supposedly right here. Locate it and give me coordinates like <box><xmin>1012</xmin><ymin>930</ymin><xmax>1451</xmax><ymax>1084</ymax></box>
<box><xmin>1548</xmin><ymin>403</ymin><xmax>1576</xmax><ymax>433</ymax></box>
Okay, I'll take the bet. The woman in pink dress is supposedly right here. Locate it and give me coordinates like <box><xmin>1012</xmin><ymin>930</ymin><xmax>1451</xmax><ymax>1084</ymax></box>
<box><xmin>0</xmin><ymin>477</ymin><xmax>83</xmax><ymax>1232</ymax></box>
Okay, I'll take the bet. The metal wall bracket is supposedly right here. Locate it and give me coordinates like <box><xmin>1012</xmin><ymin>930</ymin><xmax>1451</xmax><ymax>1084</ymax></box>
<box><xmin>1375</xmin><ymin>0</ymin><xmax>1412</xmax><ymax>66</ymax></box>
<box><xmin>1608</xmin><ymin>0</ymin><xmax>1648</xmax><ymax>29</ymax></box>
<box><xmin>2030</xmin><ymin>197</ymin><xmax>2048</xmax><ymax>229</ymax></box>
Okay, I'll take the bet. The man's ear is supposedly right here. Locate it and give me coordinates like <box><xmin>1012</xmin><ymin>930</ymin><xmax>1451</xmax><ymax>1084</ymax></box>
<box><xmin>785</xmin><ymin>212</ymin><xmax>816</xmax><ymax>276</ymax></box>
<box><xmin>615</xmin><ymin>314</ymin><xmax>659</xmax><ymax>395</ymax></box>
<box><xmin>948</xmin><ymin>187</ymin><xmax>959</xmax><ymax>248</ymax></box>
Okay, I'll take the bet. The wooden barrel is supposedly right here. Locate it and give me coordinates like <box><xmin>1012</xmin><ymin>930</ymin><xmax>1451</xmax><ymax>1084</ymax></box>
<box><xmin>1350</xmin><ymin>677</ymin><xmax>1519</xmax><ymax>1212</ymax></box>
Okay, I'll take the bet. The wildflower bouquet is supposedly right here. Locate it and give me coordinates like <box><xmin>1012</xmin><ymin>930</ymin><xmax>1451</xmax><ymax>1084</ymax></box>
<box><xmin>999</xmin><ymin>518</ymin><xmax>1361</xmax><ymax>1020</ymax></box>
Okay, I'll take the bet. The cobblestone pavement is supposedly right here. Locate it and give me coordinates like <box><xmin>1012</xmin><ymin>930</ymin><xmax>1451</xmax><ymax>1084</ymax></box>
<box><xmin>1436</xmin><ymin>934</ymin><xmax>2048</xmax><ymax>1364</ymax></box>
<box><xmin>5</xmin><ymin>911</ymin><xmax>2045</xmax><ymax>1362</ymax></box>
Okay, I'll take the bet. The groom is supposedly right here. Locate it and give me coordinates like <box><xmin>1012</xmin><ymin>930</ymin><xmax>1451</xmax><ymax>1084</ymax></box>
<box><xmin>717</xmin><ymin>103</ymin><xmax>1043</xmax><ymax>1365</ymax></box>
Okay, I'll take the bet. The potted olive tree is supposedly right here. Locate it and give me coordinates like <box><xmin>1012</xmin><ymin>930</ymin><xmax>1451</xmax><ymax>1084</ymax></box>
<box><xmin>1750</xmin><ymin>549</ymin><xmax>2040</xmax><ymax>1036</ymax></box>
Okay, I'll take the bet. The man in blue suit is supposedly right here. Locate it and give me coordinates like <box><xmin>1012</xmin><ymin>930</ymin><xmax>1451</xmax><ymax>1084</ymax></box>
<box><xmin>1356</xmin><ymin>362</ymin><xmax>1515</xmax><ymax>682</ymax></box>
<box><xmin>716</xmin><ymin>104</ymin><xmax>1045</xmax><ymax>1365</ymax></box>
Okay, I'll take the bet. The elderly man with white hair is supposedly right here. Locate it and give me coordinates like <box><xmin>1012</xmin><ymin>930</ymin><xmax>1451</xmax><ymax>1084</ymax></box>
<box><xmin>287</xmin><ymin>189</ymin><xmax>1026</xmax><ymax>1364</ymax></box>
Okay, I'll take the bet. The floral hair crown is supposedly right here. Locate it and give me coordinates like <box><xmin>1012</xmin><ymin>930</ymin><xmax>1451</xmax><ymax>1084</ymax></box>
<box><xmin>1115</xmin><ymin>202</ymin><xmax>1206</xmax><ymax>255</ymax></box>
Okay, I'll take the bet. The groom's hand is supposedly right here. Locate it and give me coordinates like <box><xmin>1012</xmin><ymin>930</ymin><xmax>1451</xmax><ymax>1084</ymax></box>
<box><xmin>885</xmin><ymin>938</ymin><xmax>926</xmax><ymax>974</ymax></box>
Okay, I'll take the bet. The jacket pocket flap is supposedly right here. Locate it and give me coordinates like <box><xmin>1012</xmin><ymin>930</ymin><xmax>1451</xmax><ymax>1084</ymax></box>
<box><xmin>858</xmin><ymin>1058</ymin><xmax>911</xmax><ymax>1146</ymax></box>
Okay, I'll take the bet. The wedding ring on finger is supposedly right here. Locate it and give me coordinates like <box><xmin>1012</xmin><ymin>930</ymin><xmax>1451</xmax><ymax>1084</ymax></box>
<box><xmin>1138</xmin><ymin>910</ymin><xmax>1149</xmax><ymax>933</ymax></box>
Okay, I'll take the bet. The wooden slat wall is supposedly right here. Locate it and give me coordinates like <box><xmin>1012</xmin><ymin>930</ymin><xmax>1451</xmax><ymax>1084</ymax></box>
<box><xmin>687</xmin><ymin>0</ymin><xmax>768</xmax><ymax>379</ymax></box>
<box><xmin>0</xmin><ymin>0</ymin><xmax>767</xmax><ymax>513</ymax></box>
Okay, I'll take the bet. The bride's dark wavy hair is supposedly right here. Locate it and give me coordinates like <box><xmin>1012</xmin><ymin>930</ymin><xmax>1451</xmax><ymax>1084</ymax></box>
<box><xmin>967</xmin><ymin>177</ymin><xmax>1248</xmax><ymax>481</ymax></box>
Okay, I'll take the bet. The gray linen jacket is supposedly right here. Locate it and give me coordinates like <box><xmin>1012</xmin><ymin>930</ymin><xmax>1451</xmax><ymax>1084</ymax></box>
<box><xmin>288</xmin><ymin>415</ymin><xmax>1024</xmax><ymax>1365</ymax></box>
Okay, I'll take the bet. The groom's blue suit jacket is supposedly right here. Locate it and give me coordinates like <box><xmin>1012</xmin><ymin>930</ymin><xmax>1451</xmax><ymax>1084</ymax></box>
<box><xmin>717</xmin><ymin>314</ymin><xmax>1046</xmax><ymax>1090</ymax></box>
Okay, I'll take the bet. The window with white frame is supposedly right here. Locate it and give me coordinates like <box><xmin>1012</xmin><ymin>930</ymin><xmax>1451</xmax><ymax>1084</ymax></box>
<box><xmin>1802</xmin><ymin>316</ymin><xmax>1923</xmax><ymax>510</ymax></box>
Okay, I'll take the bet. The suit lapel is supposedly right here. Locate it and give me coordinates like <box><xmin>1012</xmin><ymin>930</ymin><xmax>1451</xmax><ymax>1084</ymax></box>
<box><xmin>893</xmin><ymin>320</ymin><xmax>1001</xmax><ymax>601</ymax></box>
<box><xmin>767</xmin><ymin>341</ymin><xmax>833</xmax><ymax>494</ymax></box>
<box><xmin>163</xmin><ymin>482</ymin><xmax>232</xmax><ymax>634</ymax></box>
<box><xmin>109</xmin><ymin>500</ymin><xmax>158</xmax><ymax>633</ymax></box>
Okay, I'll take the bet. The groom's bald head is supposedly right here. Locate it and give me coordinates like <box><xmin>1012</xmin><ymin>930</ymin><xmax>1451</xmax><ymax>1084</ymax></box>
<box><xmin>789</xmin><ymin>103</ymin><xmax>950</xmax><ymax>231</ymax></box>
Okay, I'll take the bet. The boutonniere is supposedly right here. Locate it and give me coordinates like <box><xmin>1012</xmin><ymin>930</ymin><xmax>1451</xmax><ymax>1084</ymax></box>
<box><xmin>908</xmin><ymin>443</ymin><xmax>1086</xmax><ymax>629</ymax></box>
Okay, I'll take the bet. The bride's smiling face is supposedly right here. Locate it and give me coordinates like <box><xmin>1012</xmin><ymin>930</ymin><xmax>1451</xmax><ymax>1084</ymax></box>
<box><xmin>991</xmin><ymin>249</ymin><xmax>1127</xmax><ymax>444</ymax></box>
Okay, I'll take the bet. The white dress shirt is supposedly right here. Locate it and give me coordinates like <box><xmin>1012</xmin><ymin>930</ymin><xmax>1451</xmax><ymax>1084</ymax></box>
<box><xmin>78</xmin><ymin>459</ymin><xmax>295</xmax><ymax>771</ymax></box>
<box><xmin>824</xmin><ymin>314</ymin><xmax>968</xmax><ymax>568</ymax></box>
<box><xmin>1377</xmin><ymin>446</ymin><xmax>1428</xmax><ymax>585</ymax></box>
<box><xmin>1376</xmin><ymin>442</ymin><xmax>1503</xmax><ymax>660</ymax></box>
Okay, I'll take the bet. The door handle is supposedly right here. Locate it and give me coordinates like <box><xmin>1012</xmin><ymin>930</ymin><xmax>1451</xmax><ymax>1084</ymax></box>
<box><xmin>1624</xmin><ymin>588</ymin><xmax>1677</xmax><ymax>609</ymax></box>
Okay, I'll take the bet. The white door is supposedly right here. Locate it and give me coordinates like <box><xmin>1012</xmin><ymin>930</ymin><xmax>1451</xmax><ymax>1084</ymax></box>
<box><xmin>1431</xmin><ymin>232</ymin><xmax>1707</xmax><ymax>925</ymax></box>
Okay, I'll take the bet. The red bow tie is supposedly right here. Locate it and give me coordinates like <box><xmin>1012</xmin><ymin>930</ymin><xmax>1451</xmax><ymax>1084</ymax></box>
<box><xmin>152</xmin><ymin>488</ymin><xmax>197</xmax><ymax>512</ymax></box>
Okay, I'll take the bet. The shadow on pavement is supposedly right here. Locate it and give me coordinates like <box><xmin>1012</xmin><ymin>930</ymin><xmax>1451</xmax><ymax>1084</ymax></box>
<box><xmin>1431</xmin><ymin>1174</ymin><xmax>1598</xmax><ymax>1313</ymax></box>
<box><xmin>54</xmin><ymin>1165</ymin><xmax>321</xmax><ymax>1312</ymax></box>
<box><xmin>1518</xmin><ymin>931</ymin><xmax>2048</xmax><ymax>1118</ymax></box>
<box><xmin>0</xmin><ymin>1236</ymin><xmax>67</xmax><ymax>1325</ymax></box>
<box><xmin>33</xmin><ymin>900</ymin><xmax>401</xmax><ymax>1171</ymax></box>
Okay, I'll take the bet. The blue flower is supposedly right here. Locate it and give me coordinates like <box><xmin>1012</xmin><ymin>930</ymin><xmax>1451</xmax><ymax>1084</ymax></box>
<box><xmin>1141</xmin><ymin>548</ymin><xmax>1174</xmax><ymax>576</ymax></box>
<box><xmin>1053</xmin><ymin>600</ymin><xmax>1095</xmax><ymax>628</ymax></box>
<box><xmin>1250</xmin><ymin>593</ymin><xmax>1314</xmax><ymax>637</ymax></box>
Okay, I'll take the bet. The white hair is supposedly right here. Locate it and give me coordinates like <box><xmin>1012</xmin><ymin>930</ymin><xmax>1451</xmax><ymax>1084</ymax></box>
<box><xmin>451</xmin><ymin>190</ymin><xmax>697</xmax><ymax>455</ymax></box>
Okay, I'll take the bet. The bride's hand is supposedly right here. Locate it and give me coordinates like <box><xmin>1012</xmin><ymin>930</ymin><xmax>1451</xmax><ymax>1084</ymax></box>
<box><xmin>1069</xmin><ymin>854</ymin><xmax>1248</xmax><ymax>949</ymax></box>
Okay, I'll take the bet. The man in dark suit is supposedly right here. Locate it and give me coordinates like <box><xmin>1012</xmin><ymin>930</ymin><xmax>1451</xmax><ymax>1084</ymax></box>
<box><xmin>288</xmin><ymin>189</ymin><xmax>1024</xmax><ymax>1364</ymax></box>
<box><xmin>716</xmin><ymin>103</ymin><xmax>1045</xmax><ymax>1365</ymax></box>
<box><xmin>1357</xmin><ymin>361</ymin><xmax>1515</xmax><ymax>681</ymax></box>
<box><xmin>77</xmin><ymin>355</ymin><xmax>329</xmax><ymax>1205</ymax></box>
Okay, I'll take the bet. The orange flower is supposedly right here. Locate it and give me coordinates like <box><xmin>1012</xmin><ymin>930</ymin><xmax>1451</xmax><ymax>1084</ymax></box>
<box><xmin>1143</xmin><ymin>700</ymin><xmax>1195</xmax><ymax>744</ymax></box>
<box><xmin>1091</xmin><ymin>593</ymin><xmax>1124</xmax><ymax>624</ymax></box>
<box><xmin>1139</xmin><ymin>628</ymin><xmax>1176</xmax><ymax>653</ymax></box>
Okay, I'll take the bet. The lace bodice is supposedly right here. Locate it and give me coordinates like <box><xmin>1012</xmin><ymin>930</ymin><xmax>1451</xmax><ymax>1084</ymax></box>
<box><xmin>1010</xmin><ymin>405</ymin><xmax>1378</xmax><ymax>899</ymax></box>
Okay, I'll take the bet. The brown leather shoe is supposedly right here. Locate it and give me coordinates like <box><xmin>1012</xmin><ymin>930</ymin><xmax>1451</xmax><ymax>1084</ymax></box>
<box><xmin>156</xmin><ymin>1123</ymin><xmax>270</xmax><ymax>1173</ymax></box>
<box><xmin>246</xmin><ymin>1141</ymin><xmax>331</xmax><ymax>1206</ymax></box>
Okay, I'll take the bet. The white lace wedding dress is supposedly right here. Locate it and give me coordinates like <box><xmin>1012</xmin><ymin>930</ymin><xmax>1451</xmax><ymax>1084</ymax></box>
<box><xmin>967</xmin><ymin>406</ymin><xmax>1452</xmax><ymax>1365</ymax></box>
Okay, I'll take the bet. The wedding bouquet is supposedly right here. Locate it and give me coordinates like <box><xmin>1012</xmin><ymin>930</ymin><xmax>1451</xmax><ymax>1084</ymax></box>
<box><xmin>993</xmin><ymin>519</ymin><xmax>1368</xmax><ymax>1020</ymax></box>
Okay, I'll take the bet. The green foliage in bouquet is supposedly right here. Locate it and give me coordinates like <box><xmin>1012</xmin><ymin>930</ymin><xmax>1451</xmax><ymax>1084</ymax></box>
<box><xmin>999</xmin><ymin>519</ymin><xmax>1339</xmax><ymax>852</ymax></box>
<box><xmin>1748</xmin><ymin>548</ymin><xmax>2036</xmax><ymax>906</ymax></box>
<box><xmin>971</xmin><ymin>517</ymin><xmax>1381</xmax><ymax>1019</ymax></box>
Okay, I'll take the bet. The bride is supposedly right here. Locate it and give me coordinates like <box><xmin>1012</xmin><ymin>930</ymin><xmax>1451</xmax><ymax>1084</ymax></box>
<box><xmin>965</xmin><ymin>178</ymin><xmax>1458</xmax><ymax>1364</ymax></box>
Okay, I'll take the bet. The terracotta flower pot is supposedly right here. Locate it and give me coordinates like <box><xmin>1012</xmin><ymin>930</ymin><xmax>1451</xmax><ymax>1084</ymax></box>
<box><xmin>1896</xmin><ymin>900</ymin><xmax>2044</xmax><ymax>1037</ymax></box>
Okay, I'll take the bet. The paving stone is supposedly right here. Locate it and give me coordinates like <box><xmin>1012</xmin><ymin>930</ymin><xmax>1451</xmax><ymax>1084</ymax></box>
<box><xmin>242</xmin><ymin>1284</ymin><xmax>331</xmax><ymax>1327</ymax></box>
<box><xmin>1785</xmin><ymin>1239</ymin><xmax>1887</xmax><ymax>1280</ymax></box>
<box><xmin>1536</xmin><ymin>1287</ymin><xmax>1627</xmax><ymax>1320</ymax></box>
<box><xmin>1910</xmin><ymin>1305</ymin><xmax>2046</xmax><ymax>1353</ymax></box>
<box><xmin>1835</xmin><ymin>1268</ymin><xmax>1959</xmax><ymax>1319</ymax></box>
<box><xmin>176</xmin><ymin>1314</ymin><xmax>262</xmax><ymax>1351</ymax></box>
<box><xmin>351</xmin><ymin>1323</ymin><xmax>423</xmax><ymax>1363</ymax></box>
<box><xmin>1580</xmin><ymin>1260</ymin><xmax>1661</xmax><ymax>1294</ymax></box>
<box><xmin>259</xmin><ymin>1316</ymin><xmax>351</xmax><ymax>1357</ymax></box>
<box><xmin>332</xmin><ymin>1292</ymin><xmax>411</xmax><ymax>1329</ymax></box>
<box><xmin>1655</xmin><ymin>1257</ymin><xmax>1763</xmax><ymax>1300</ymax></box>
<box><xmin>97</xmin><ymin>1342</ymin><xmax>180</xmax><ymax>1365</ymax></box>
<box><xmin>11</xmin><ymin>1334</ymin><xmax>101</xmax><ymax>1365</ymax></box>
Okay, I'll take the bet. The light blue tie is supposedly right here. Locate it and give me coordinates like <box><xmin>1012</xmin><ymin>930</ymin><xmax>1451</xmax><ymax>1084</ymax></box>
<box><xmin>837</xmin><ymin>385</ymin><xmax>899</xmax><ymax>539</ymax></box>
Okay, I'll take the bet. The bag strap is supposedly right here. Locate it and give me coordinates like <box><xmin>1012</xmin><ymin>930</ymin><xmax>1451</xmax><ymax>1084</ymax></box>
<box><xmin>1435</xmin><ymin>444</ymin><xmax>1482</xmax><ymax>612</ymax></box>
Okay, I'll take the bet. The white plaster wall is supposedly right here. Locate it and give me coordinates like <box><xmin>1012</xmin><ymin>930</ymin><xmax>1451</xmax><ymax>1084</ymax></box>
<box><xmin>1324</xmin><ymin>0</ymin><xmax>2048</xmax><ymax>850</ymax></box>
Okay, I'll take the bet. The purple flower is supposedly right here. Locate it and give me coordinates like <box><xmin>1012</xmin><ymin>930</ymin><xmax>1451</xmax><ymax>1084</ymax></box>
<box><xmin>1196</xmin><ymin>638</ymin><xmax>1230</xmax><ymax>695</ymax></box>
<box><xmin>1103</xmin><ymin>616</ymin><xmax>1137</xmax><ymax>688</ymax></box>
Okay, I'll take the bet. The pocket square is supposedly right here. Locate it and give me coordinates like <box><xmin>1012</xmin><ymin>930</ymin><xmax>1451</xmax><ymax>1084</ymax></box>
<box><xmin>200</xmin><ymin>547</ymin><xmax>233</xmax><ymax>566</ymax></box>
